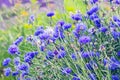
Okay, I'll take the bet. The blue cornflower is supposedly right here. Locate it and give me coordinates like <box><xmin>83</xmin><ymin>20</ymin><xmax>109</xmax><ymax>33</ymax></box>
<box><xmin>53</xmin><ymin>50</ymin><xmax>59</xmax><ymax>55</ymax></box>
<box><xmin>40</xmin><ymin>46</ymin><xmax>45</xmax><ymax>51</ymax></box>
<box><xmin>12</xmin><ymin>71</ymin><xmax>19</xmax><ymax>76</ymax></box>
<box><xmin>4</xmin><ymin>67</ymin><xmax>11</xmax><ymax>77</ymax></box>
<box><xmin>89</xmin><ymin>73</ymin><xmax>97</xmax><ymax>80</ymax></box>
<box><xmin>73</xmin><ymin>30</ymin><xmax>80</xmax><ymax>38</ymax></box>
<box><xmin>93</xmin><ymin>18</ymin><xmax>101</xmax><ymax>28</ymax></box>
<box><xmin>14</xmin><ymin>36</ymin><xmax>24</xmax><ymax>45</ymax></box>
<box><xmin>47</xmin><ymin>12</ymin><xmax>54</xmax><ymax>17</ymax></box>
<box><xmin>18</xmin><ymin>63</ymin><xmax>29</xmax><ymax>71</ymax></box>
<box><xmin>39</xmin><ymin>33</ymin><xmax>50</xmax><ymax>40</ymax></box>
<box><xmin>89</xmin><ymin>13</ymin><xmax>99</xmax><ymax>20</ymax></box>
<box><xmin>75</xmin><ymin>23</ymin><xmax>87</xmax><ymax>32</ymax></box>
<box><xmin>34</xmin><ymin>27</ymin><xmax>44</xmax><ymax>36</ymax></box>
<box><xmin>87</xmin><ymin>6</ymin><xmax>99</xmax><ymax>15</ymax></box>
<box><xmin>59</xmin><ymin>31</ymin><xmax>65</xmax><ymax>39</ymax></box>
<box><xmin>63</xmin><ymin>23</ymin><xmax>72</xmax><ymax>30</ymax></box>
<box><xmin>115</xmin><ymin>0</ymin><xmax>120</xmax><ymax>4</ymax></box>
<box><xmin>79</xmin><ymin>36</ymin><xmax>91</xmax><ymax>44</ymax></box>
<box><xmin>117</xmin><ymin>51</ymin><xmax>120</xmax><ymax>56</ymax></box>
<box><xmin>100</xmin><ymin>27</ymin><xmax>107</xmax><ymax>33</ymax></box>
<box><xmin>21</xmin><ymin>72</ymin><xmax>29</xmax><ymax>77</ymax></box>
<box><xmin>2</xmin><ymin>58</ymin><xmax>11</xmax><ymax>66</ymax></box>
<box><xmin>103</xmin><ymin>58</ymin><xmax>108</xmax><ymax>66</ymax></box>
<box><xmin>86</xmin><ymin>63</ymin><xmax>93</xmax><ymax>70</ymax></box>
<box><xmin>28</xmin><ymin>15</ymin><xmax>35</xmax><ymax>24</ymax></box>
<box><xmin>112</xmin><ymin>31</ymin><xmax>120</xmax><ymax>40</ymax></box>
<box><xmin>13</xmin><ymin>57</ymin><xmax>20</xmax><ymax>66</ymax></box>
<box><xmin>57</xmin><ymin>51</ymin><xmax>66</xmax><ymax>59</ymax></box>
<box><xmin>90</xmin><ymin>0</ymin><xmax>98</xmax><ymax>4</ymax></box>
<box><xmin>46</xmin><ymin>50</ymin><xmax>54</xmax><ymax>59</ymax></box>
<box><xmin>71</xmin><ymin>53</ymin><xmax>77</xmax><ymax>60</ymax></box>
<box><xmin>112</xmin><ymin>75</ymin><xmax>119</xmax><ymax>80</ymax></box>
<box><xmin>72</xmin><ymin>76</ymin><xmax>80</xmax><ymax>80</ymax></box>
<box><xmin>71</xmin><ymin>13</ymin><xmax>82</xmax><ymax>21</ymax></box>
<box><xmin>8</xmin><ymin>44</ymin><xmax>19</xmax><ymax>54</ymax></box>
<box><xmin>81</xmin><ymin>52</ymin><xmax>95</xmax><ymax>58</ymax></box>
<box><xmin>57</xmin><ymin>20</ymin><xmax>65</xmax><ymax>26</ymax></box>
<box><xmin>62</xmin><ymin>67</ymin><xmax>72</xmax><ymax>75</ymax></box>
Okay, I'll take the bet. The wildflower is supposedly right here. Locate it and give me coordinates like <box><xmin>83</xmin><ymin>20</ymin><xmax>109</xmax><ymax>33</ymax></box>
<box><xmin>88</xmin><ymin>73</ymin><xmax>96</xmax><ymax>80</ymax></box>
<box><xmin>111</xmin><ymin>31</ymin><xmax>120</xmax><ymax>40</ymax></box>
<box><xmin>90</xmin><ymin>0</ymin><xmax>98</xmax><ymax>4</ymax></box>
<box><xmin>63</xmin><ymin>23</ymin><xmax>72</xmax><ymax>30</ymax></box>
<box><xmin>117</xmin><ymin>51</ymin><xmax>120</xmax><ymax>56</ymax></box>
<box><xmin>86</xmin><ymin>63</ymin><xmax>93</xmax><ymax>70</ymax></box>
<box><xmin>14</xmin><ymin>36</ymin><xmax>24</xmax><ymax>46</ymax></box>
<box><xmin>62</xmin><ymin>67</ymin><xmax>72</xmax><ymax>75</ymax></box>
<box><xmin>111</xmin><ymin>75</ymin><xmax>119</xmax><ymax>80</ymax></box>
<box><xmin>115</xmin><ymin>0</ymin><xmax>120</xmax><ymax>4</ymax></box>
<box><xmin>28</xmin><ymin>15</ymin><xmax>35</xmax><ymax>24</ymax></box>
<box><xmin>93</xmin><ymin>18</ymin><xmax>101</xmax><ymax>28</ymax></box>
<box><xmin>4</xmin><ymin>67</ymin><xmax>11</xmax><ymax>77</ymax></box>
<box><xmin>8</xmin><ymin>44</ymin><xmax>19</xmax><ymax>54</ymax></box>
<box><xmin>100</xmin><ymin>27</ymin><xmax>107</xmax><ymax>33</ymax></box>
<box><xmin>81</xmin><ymin>52</ymin><xmax>95</xmax><ymax>58</ymax></box>
<box><xmin>75</xmin><ymin>23</ymin><xmax>87</xmax><ymax>32</ymax></box>
<box><xmin>103</xmin><ymin>58</ymin><xmax>108</xmax><ymax>66</ymax></box>
<box><xmin>13</xmin><ymin>57</ymin><xmax>20</xmax><ymax>66</ymax></box>
<box><xmin>57</xmin><ymin>51</ymin><xmax>66</xmax><ymax>59</ymax></box>
<box><xmin>71</xmin><ymin>53</ymin><xmax>77</xmax><ymax>60</ymax></box>
<box><xmin>72</xmin><ymin>76</ymin><xmax>80</xmax><ymax>80</ymax></box>
<box><xmin>79</xmin><ymin>36</ymin><xmax>91</xmax><ymax>44</ymax></box>
<box><xmin>12</xmin><ymin>71</ymin><xmax>19</xmax><ymax>76</ymax></box>
<box><xmin>2</xmin><ymin>58</ymin><xmax>11</xmax><ymax>66</ymax></box>
<box><xmin>71</xmin><ymin>13</ymin><xmax>82</xmax><ymax>21</ymax></box>
<box><xmin>46</xmin><ymin>50</ymin><xmax>54</xmax><ymax>59</ymax></box>
<box><xmin>34</xmin><ymin>27</ymin><xmax>44</xmax><ymax>36</ymax></box>
<box><xmin>18</xmin><ymin>63</ymin><xmax>29</xmax><ymax>71</ymax></box>
<box><xmin>87</xmin><ymin>6</ymin><xmax>99</xmax><ymax>15</ymax></box>
<box><xmin>57</xmin><ymin>20</ymin><xmax>65</xmax><ymax>26</ymax></box>
<box><xmin>47</xmin><ymin>12</ymin><xmax>55</xmax><ymax>17</ymax></box>
<box><xmin>21</xmin><ymin>11</ymin><xmax>29</xmax><ymax>16</ymax></box>
<box><xmin>39</xmin><ymin>33</ymin><xmax>50</xmax><ymax>40</ymax></box>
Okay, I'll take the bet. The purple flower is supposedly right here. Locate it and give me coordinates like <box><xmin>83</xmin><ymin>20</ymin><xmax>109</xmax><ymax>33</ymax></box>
<box><xmin>117</xmin><ymin>51</ymin><xmax>120</xmax><ymax>56</ymax></box>
<box><xmin>100</xmin><ymin>27</ymin><xmax>107</xmax><ymax>33</ymax></box>
<box><xmin>115</xmin><ymin>0</ymin><xmax>120</xmax><ymax>4</ymax></box>
<box><xmin>18</xmin><ymin>63</ymin><xmax>29</xmax><ymax>71</ymax></box>
<box><xmin>79</xmin><ymin>36</ymin><xmax>91</xmax><ymax>44</ymax></box>
<box><xmin>89</xmin><ymin>73</ymin><xmax>96</xmax><ymax>80</ymax></box>
<box><xmin>34</xmin><ymin>27</ymin><xmax>44</xmax><ymax>36</ymax></box>
<box><xmin>87</xmin><ymin>6</ymin><xmax>99</xmax><ymax>15</ymax></box>
<box><xmin>103</xmin><ymin>58</ymin><xmax>108</xmax><ymax>66</ymax></box>
<box><xmin>39</xmin><ymin>33</ymin><xmax>50</xmax><ymax>40</ymax></box>
<box><xmin>72</xmin><ymin>76</ymin><xmax>80</xmax><ymax>80</ymax></box>
<box><xmin>28</xmin><ymin>15</ymin><xmax>35</xmax><ymax>24</ymax></box>
<box><xmin>57</xmin><ymin>20</ymin><xmax>65</xmax><ymax>26</ymax></box>
<box><xmin>4</xmin><ymin>67</ymin><xmax>11</xmax><ymax>77</ymax></box>
<box><xmin>71</xmin><ymin>53</ymin><xmax>77</xmax><ymax>60</ymax></box>
<box><xmin>53</xmin><ymin>50</ymin><xmax>59</xmax><ymax>55</ymax></box>
<box><xmin>81</xmin><ymin>52</ymin><xmax>95</xmax><ymax>58</ymax></box>
<box><xmin>63</xmin><ymin>23</ymin><xmax>72</xmax><ymax>30</ymax></box>
<box><xmin>2</xmin><ymin>58</ymin><xmax>11</xmax><ymax>66</ymax></box>
<box><xmin>112</xmin><ymin>75</ymin><xmax>119</xmax><ymax>80</ymax></box>
<box><xmin>46</xmin><ymin>50</ymin><xmax>54</xmax><ymax>59</ymax></box>
<box><xmin>75</xmin><ymin>23</ymin><xmax>87</xmax><ymax>32</ymax></box>
<box><xmin>57</xmin><ymin>51</ymin><xmax>66</xmax><ymax>59</ymax></box>
<box><xmin>8</xmin><ymin>44</ymin><xmax>19</xmax><ymax>55</ymax></box>
<box><xmin>93</xmin><ymin>18</ymin><xmax>101</xmax><ymax>28</ymax></box>
<box><xmin>62</xmin><ymin>67</ymin><xmax>72</xmax><ymax>75</ymax></box>
<box><xmin>90</xmin><ymin>0</ymin><xmax>98</xmax><ymax>4</ymax></box>
<box><xmin>14</xmin><ymin>36</ymin><xmax>24</xmax><ymax>45</ymax></box>
<box><xmin>71</xmin><ymin>13</ymin><xmax>82</xmax><ymax>21</ymax></box>
<box><xmin>13</xmin><ymin>57</ymin><xmax>20</xmax><ymax>66</ymax></box>
<box><xmin>112</xmin><ymin>31</ymin><xmax>120</xmax><ymax>40</ymax></box>
<box><xmin>47</xmin><ymin>12</ymin><xmax>54</xmax><ymax>17</ymax></box>
<box><xmin>12</xmin><ymin>71</ymin><xmax>19</xmax><ymax>76</ymax></box>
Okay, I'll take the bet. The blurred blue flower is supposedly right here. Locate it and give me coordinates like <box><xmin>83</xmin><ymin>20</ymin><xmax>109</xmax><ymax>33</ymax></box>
<box><xmin>13</xmin><ymin>57</ymin><xmax>20</xmax><ymax>66</ymax></box>
<box><xmin>87</xmin><ymin>6</ymin><xmax>99</xmax><ymax>15</ymax></box>
<box><xmin>14</xmin><ymin>36</ymin><xmax>24</xmax><ymax>46</ymax></box>
<box><xmin>2</xmin><ymin>58</ymin><xmax>11</xmax><ymax>66</ymax></box>
<box><xmin>112</xmin><ymin>75</ymin><xmax>119</xmax><ymax>80</ymax></box>
<box><xmin>47</xmin><ymin>12</ymin><xmax>55</xmax><ymax>17</ymax></box>
<box><xmin>4</xmin><ymin>67</ymin><xmax>11</xmax><ymax>77</ymax></box>
<box><xmin>18</xmin><ymin>63</ymin><xmax>29</xmax><ymax>71</ymax></box>
<box><xmin>57</xmin><ymin>51</ymin><xmax>66</xmax><ymax>59</ymax></box>
<box><xmin>8</xmin><ymin>44</ymin><xmax>19</xmax><ymax>55</ymax></box>
<box><xmin>62</xmin><ymin>67</ymin><xmax>72</xmax><ymax>75</ymax></box>
<box><xmin>63</xmin><ymin>23</ymin><xmax>72</xmax><ymax>30</ymax></box>
<box><xmin>12</xmin><ymin>71</ymin><xmax>19</xmax><ymax>76</ymax></box>
<box><xmin>71</xmin><ymin>53</ymin><xmax>77</xmax><ymax>60</ymax></box>
<box><xmin>79</xmin><ymin>36</ymin><xmax>91</xmax><ymax>44</ymax></box>
<box><xmin>89</xmin><ymin>73</ymin><xmax>96</xmax><ymax>80</ymax></box>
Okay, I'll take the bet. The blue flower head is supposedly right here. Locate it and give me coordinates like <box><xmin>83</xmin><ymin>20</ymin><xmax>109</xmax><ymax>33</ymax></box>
<box><xmin>90</xmin><ymin>0</ymin><xmax>98</xmax><ymax>4</ymax></box>
<box><xmin>87</xmin><ymin>6</ymin><xmax>99</xmax><ymax>15</ymax></box>
<box><xmin>63</xmin><ymin>23</ymin><xmax>72</xmax><ymax>30</ymax></box>
<box><xmin>13</xmin><ymin>57</ymin><xmax>20</xmax><ymax>66</ymax></box>
<box><xmin>62</xmin><ymin>67</ymin><xmax>72</xmax><ymax>75</ymax></box>
<box><xmin>79</xmin><ymin>36</ymin><xmax>91</xmax><ymax>44</ymax></box>
<box><xmin>4</xmin><ymin>67</ymin><xmax>11</xmax><ymax>77</ymax></box>
<box><xmin>46</xmin><ymin>50</ymin><xmax>54</xmax><ymax>59</ymax></box>
<box><xmin>72</xmin><ymin>76</ymin><xmax>80</xmax><ymax>80</ymax></box>
<box><xmin>115</xmin><ymin>0</ymin><xmax>120</xmax><ymax>4</ymax></box>
<box><xmin>100</xmin><ymin>27</ymin><xmax>107</xmax><ymax>33</ymax></box>
<box><xmin>71</xmin><ymin>53</ymin><xmax>77</xmax><ymax>60</ymax></box>
<box><xmin>57</xmin><ymin>51</ymin><xmax>66</xmax><ymax>59</ymax></box>
<box><xmin>8</xmin><ymin>44</ymin><xmax>19</xmax><ymax>55</ymax></box>
<box><xmin>71</xmin><ymin>13</ymin><xmax>82</xmax><ymax>21</ymax></box>
<box><xmin>12</xmin><ymin>71</ymin><xmax>19</xmax><ymax>76</ymax></box>
<box><xmin>47</xmin><ymin>12</ymin><xmax>54</xmax><ymax>17</ymax></box>
<box><xmin>89</xmin><ymin>73</ymin><xmax>96</xmax><ymax>80</ymax></box>
<box><xmin>75</xmin><ymin>23</ymin><xmax>87</xmax><ymax>33</ymax></box>
<box><xmin>14</xmin><ymin>36</ymin><xmax>24</xmax><ymax>46</ymax></box>
<box><xmin>18</xmin><ymin>63</ymin><xmax>29</xmax><ymax>71</ymax></box>
<box><xmin>2</xmin><ymin>58</ymin><xmax>11</xmax><ymax>66</ymax></box>
<box><xmin>34</xmin><ymin>27</ymin><xmax>44</xmax><ymax>36</ymax></box>
<box><xmin>112</xmin><ymin>75</ymin><xmax>119</xmax><ymax>80</ymax></box>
